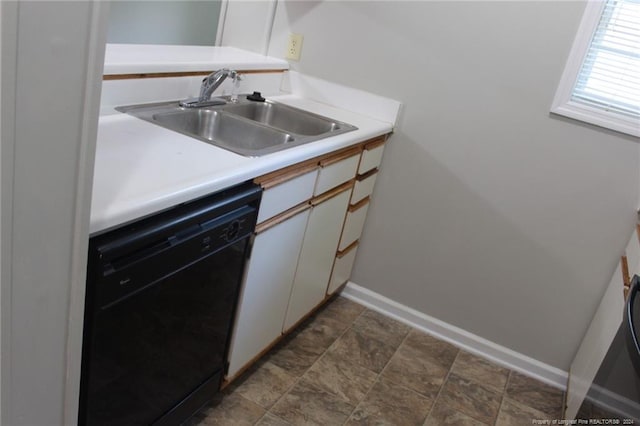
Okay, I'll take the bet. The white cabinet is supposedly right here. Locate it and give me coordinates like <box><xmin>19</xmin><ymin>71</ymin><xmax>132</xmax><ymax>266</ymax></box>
<box><xmin>257</xmin><ymin>167</ymin><xmax>318</xmax><ymax>223</ymax></box>
<box><xmin>226</xmin><ymin>134</ymin><xmax>389</xmax><ymax>381</ymax></box>
<box><xmin>314</xmin><ymin>148</ymin><xmax>360</xmax><ymax>195</ymax></box>
<box><xmin>351</xmin><ymin>170</ymin><xmax>378</xmax><ymax>204</ymax></box>
<box><xmin>226</xmin><ymin>207</ymin><xmax>311</xmax><ymax>378</ymax></box>
<box><xmin>338</xmin><ymin>199</ymin><xmax>370</xmax><ymax>252</ymax></box>
<box><xmin>358</xmin><ymin>138</ymin><xmax>385</xmax><ymax>174</ymax></box>
<box><xmin>283</xmin><ymin>184</ymin><xmax>352</xmax><ymax>331</ymax></box>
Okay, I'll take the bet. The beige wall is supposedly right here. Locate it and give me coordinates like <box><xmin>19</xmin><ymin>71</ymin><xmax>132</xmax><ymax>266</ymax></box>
<box><xmin>224</xmin><ymin>0</ymin><xmax>640</xmax><ymax>370</ymax></box>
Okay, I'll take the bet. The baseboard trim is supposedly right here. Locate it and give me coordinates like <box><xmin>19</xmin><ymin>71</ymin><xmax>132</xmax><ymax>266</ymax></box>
<box><xmin>585</xmin><ymin>383</ymin><xmax>640</xmax><ymax>420</ymax></box>
<box><xmin>340</xmin><ymin>281</ymin><xmax>568</xmax><ymax>390</ymax></box>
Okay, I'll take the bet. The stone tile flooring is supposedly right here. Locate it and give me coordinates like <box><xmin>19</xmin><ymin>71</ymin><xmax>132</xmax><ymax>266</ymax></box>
<box><xmin>187</xmin><ymin>296</ymin><xmax>565</xmax><ymax>425</ymax></box>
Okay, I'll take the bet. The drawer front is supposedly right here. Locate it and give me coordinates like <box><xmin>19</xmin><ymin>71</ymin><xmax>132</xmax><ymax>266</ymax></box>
<box><xmin>257</xmin><ymin>169</ymin><xmax>318</xmax><ymax>223</ymax></box>
<box><xmin>339</xmin><ymin>200</ymin><xmax>370</xmax><ymax>251</ymax></box>
<box><xmin>328</xmin><ymin>243</ymin><xmax>358</xmax><ymax>295</ymax></box>
<box><xmin>315</xmin><ymin>154</ymin><xmax>360</xmax><ymax>196</ymax></box>
<box><xmin>352</xmin><ymin>171</ymin><xmax>378</xmax><ymax>204</ymax></box>
<box><xmin>358</xmin><ymin>144</ymin><xmax>385</xmax><ymax>175</ymax></box>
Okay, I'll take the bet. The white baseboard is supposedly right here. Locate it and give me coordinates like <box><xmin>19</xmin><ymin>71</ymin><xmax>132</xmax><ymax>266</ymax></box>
<box><xmin>585</xmin><ymin>383</ymin><xmax>640</xmax><ymax>420</ymax></box>
<box><xmin>340</xmin><ymin>281</ymin><xmax>568</xmax><ymax>390</ymax></box>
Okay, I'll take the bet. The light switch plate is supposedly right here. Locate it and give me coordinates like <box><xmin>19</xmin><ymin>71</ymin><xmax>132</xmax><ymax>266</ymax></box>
<box><xmin>286</xmin><ymin>33</ymin><xmax>303</xmax><ymax>61</ymax></box>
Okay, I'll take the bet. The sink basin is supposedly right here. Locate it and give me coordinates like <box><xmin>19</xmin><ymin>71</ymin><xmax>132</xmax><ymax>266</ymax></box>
<box><xmin>116</xmin><ymin>97</ymin><xmax>357</xmax><ymax>157</ymax></box>
<box><xmin>153</xmin><ymin>109</ymin><xmax>295</xmax><ymax>155</ymax></box>
<box><xmin>221</xmin><ymin>102</ymin><xmax>342</xmax><ymax>136</ymax></box>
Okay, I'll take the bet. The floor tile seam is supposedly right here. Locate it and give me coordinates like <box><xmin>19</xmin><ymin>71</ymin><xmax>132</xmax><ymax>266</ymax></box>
<box><xmin>254</xmin><ymin>411</ymin><xmax>292</xmax><ymax>426</ymax></box>
<box><xmin>308</xmin><ymin>306</ymin><xmax>374</xmax><ymax>426</ymax></box>
<box><xmin>421</xmin><ymin>349</ymin><xmax>504</xmax><ymax>426</ymax></box>
<box><xmin>338</xmin><ymin>331</ymin><xmax>431</xmax><ymax>426</ymax></box>
<box><xmin>448</xmin><ymin>364</ymin><xmax>511</xmax><ymax>398</ymax></box>
<box><xmin>504</xmin><ymin>394</ymin><xmax>564</xmax><ymax>422</ymax></box>
<box><xmin>310</xmin><ymin>308</ymin><xmax>366</xmax><ymax>378</ymax></box>
<box><xmin>266</xmin><ymin>378</ymin><xmax>301</xmax><ymax>412</ymax></box>
<box><xmin>220</xmin><ymin>392</ymin><xmax>268</xmax><ymax>424</ymax></box>
<box><xmin>503</xmin><ymin>369</ymin><xmax>565</xmax><ymax>419</ymax></box>
<box><xmin>259</xmin><ymin>328</ymin><xmax>334</xmax><ymax>418</ymax></box>
<box><xmin>322</xmin><ymin>307</ymin><xmax>364</xmax><ymax>355</ymax></box>
<box><xmin>350</xmin><ymin>320</ymin><xmax>412</xmax><ymax>351</ymax></box>
<box><xmin>490</xmin><ymin>369</ymin><xmax>516</xmax><ymax>426</ymax></box>
<box><xmin>447</xmin><ymin>370</ymin><xmax>505</xmax><ymax>426</ymax></box>
<box><xmin>340</xmin><ymin>384</ymin><xmax>371</xmax><ymax>426</ymax></box>
<box><xmin>500</xmin><ymin>395</ymin><xmax>562</xmax><ymax>424</ymax></box>
<box><xmin>337</xmin><ymin>329</ymin><xmax>406</xmax><ymax>426</ymax></box>
<box><xmin>421</xmin><ymin>347</ymin><xmax>461</xmax><ymax>425</ymax></box>
<box><xmin>491</xmin><ymin>376</ymin><xmax>509</xmax><ymax>426</ymax></box>
<box><xmin>377</xmin><ymin>329</ymin><xmax>412</xmax><ymax>379</ymax></box>
<box><xmin>351</xmin><ymin>308</ymin><xmax>412</xmax><ymax>345</ymax></box>
<box><xmin>266</xmin><ymin>304</ymin><xmax>366</xmax><ymax>426</ymax></box>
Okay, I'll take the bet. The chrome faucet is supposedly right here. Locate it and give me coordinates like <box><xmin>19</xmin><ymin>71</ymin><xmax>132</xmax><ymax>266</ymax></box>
<box><xmin>179</xmin><ymin>68</ymin><xmax>241</xmax><ymax>108</ymax></box>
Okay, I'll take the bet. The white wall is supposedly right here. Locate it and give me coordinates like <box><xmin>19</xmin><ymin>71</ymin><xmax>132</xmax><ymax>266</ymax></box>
<box><xmin>218</xmin><ymin>0</ymin><xmax>277</xmax><ymax>54</ymax></box>
<box><xmin>1</xmin><ymin>1</ymin><xmax>108</xmax><ymax>424</ymax></box>
<box><xmin>246</xmin><ymin>0</ymin><xmax>640</xmax><ymax>370</ymax></box>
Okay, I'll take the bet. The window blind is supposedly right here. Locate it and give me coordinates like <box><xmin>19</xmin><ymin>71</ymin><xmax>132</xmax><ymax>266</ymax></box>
<box><xmin>571</xmin><ymin>0</ymin><xmax>640</xmax><ymax>119</ymax></box>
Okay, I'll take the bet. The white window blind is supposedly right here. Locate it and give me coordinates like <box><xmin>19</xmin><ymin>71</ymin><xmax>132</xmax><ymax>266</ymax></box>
<box><xmin>552</xmin><ymin>0</ymin><xmax>640</xmax><ymax>137</ymax></box>
<box><xmin>572</xmin><ymin>0</ymin><xmax>640</xmax><ymax>119</ymax></box>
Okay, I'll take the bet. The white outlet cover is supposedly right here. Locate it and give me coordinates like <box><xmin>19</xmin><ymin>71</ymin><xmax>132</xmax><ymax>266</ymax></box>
<box><xmin>286</xmin><ymin>33</ymin><xmax>303</xmax><ymax>61</ymax></box>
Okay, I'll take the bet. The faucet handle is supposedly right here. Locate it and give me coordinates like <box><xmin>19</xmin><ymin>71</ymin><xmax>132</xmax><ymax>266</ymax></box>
<box><xmin>230</xmin><ymin>72</ymin><xmax>243</xmax><ymax>103</ymax></box>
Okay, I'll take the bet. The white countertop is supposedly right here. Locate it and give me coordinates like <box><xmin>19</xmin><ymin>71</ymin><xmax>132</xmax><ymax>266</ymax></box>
<box><xmin>103</xmin><ymin>44</ymin><xmax>289</xmax><ymax>75</ymax></box>
<box><xmin>91</xmin><ymin>95</ymin><xmax>393</xmax><ymax>234</ymax></box>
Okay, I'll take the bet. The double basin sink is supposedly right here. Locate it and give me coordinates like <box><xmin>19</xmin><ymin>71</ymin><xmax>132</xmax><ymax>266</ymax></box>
<box><xmin>116</xmin><ymin>96</ymin><xmax>358</xmax><ymax>157</ymax></box>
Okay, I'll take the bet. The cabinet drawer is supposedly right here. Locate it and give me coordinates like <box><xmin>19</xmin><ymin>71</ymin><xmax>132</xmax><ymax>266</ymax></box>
<box><xmin>328</xmin><ymin>242</ymin><xmax>358</xmax><ymax>295</ymax></box>
<box><xmin>315</xmin><ymin>150</ymin><xmax>360</xmax><ymax>196</ymax></box>
<box><xmin>338</xmin><ymin>199</ymin><xmax>370</xmax><ymax>251</ymax></box>
<box><xmin>358</xmin><ymin>141</ymin><xmax>385</xmax><ymax>175</ymax></box>
<box><xmin>257</xmin><ymin>168</ymin><xmax>318</xmax><ymax>223</ymax></box>
<box><xmin>351</xmin><ymin>170</ymin><xmax>378</xmax><ymax>204</ymax></box>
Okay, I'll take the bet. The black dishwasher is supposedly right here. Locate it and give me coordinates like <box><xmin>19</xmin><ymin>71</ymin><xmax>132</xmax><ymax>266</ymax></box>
<box><xmin>79</xmin><ymin>182</ymin><xmax>261</xmax><ymax>426</ymax></box>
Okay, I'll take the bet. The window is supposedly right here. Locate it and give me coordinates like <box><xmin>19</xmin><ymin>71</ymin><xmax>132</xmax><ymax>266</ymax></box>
<box><xmin>552</xmin><ymin>0</ymin><xmax>640</xmax><ymax>137</ymax></box>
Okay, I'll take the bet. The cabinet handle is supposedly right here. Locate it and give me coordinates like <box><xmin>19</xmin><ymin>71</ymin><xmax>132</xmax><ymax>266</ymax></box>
<box><xmin>357</xmin><ymin>168</ymin><xmax>378</xmax><ymax>181</ymax></box>
<box><xmin>319</xmin><ymin>147</ymin><xmax>361</xmax><ymax>167</ymax></box>
<box><xmin>363</xmin><ymin>137</ymin><xmax>386</xmax><ymax>151</ymax></box>
<box><xmin>311</xmin><ymin>181</ymin><xmax>354</xmax><ymax>206</ymax></box>
<box><xmin>336</xmin><ymin>240</ymin><xmax>358</xmax><ymax>258</ymax></box>
<box><xmin>254</xmin><ymin>160</ymin><xmax>318</xmax><ymax>189</ymax></box>
<box><xmin>348</xmin><ymin>196</ymin><xmax>370</xmax><ymax>213</ymax></box>
<box><xmin>255</xmin><ymin>202</ymin><xmax>311</xmax><ymax>234</ymax></box>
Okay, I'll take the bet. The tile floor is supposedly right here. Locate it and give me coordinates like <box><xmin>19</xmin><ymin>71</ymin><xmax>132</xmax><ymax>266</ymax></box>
<box><xmin>187</xmin><ymin>296</ymin><xmax>565</xmax><ymax>425</ymax></box>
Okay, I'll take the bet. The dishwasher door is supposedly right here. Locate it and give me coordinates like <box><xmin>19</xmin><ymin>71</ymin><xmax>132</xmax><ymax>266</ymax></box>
<box><xmin>80</xmin><ymin>183</ymin><xmax>260</xmax><ymax>426</ymax></box>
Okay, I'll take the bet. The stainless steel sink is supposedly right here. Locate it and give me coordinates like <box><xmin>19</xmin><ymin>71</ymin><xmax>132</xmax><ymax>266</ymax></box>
<box><xmin>221</xmin><ymin>102</ymin><xmax>342</xmax><ymax>136</ymax></box>
<box><xmin>116</xmin><ymin>97</ymin><xmax>357</xmax><ymax>157</ymax></box>
<box><xmin>153</xmin><ymin>109</ymin><xmax>296</xmax><ymax>155</ymax></box>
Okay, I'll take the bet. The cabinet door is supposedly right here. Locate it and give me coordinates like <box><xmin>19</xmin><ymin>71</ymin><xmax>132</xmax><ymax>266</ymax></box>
<box><xmin>283</xmin><ymin>188</ymin><xmax>352</xmax><ymax>331</ymax></box>
<box><xmin>226</xmin><ymin>208</ymin><xmax>310</xmax><ymax>378</ymax></box>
